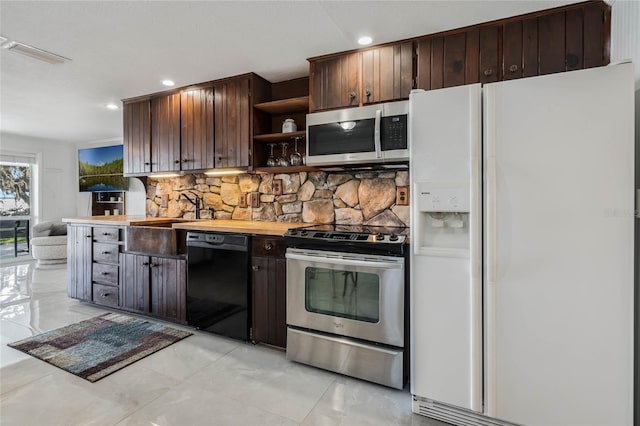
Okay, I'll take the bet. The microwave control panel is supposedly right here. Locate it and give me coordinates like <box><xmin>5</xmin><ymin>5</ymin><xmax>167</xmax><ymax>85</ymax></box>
<box><xmin>381</xmin><ymin>115</ymin><xmax>407</xmax><ymax>150</ymax></box>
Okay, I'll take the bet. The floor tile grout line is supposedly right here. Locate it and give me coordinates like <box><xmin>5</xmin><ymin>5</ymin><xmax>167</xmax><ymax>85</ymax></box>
<box><xmin>299</xmin><ymin>375</ymin><xmax>339</xmax><ymax>425</ymax></box>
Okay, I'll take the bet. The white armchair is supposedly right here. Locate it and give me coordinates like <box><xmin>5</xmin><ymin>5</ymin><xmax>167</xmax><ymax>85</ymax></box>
<box><xmin>30</xmin><ymin>221</ymin><xmax>67</xmax><ymax>268</ymax></box>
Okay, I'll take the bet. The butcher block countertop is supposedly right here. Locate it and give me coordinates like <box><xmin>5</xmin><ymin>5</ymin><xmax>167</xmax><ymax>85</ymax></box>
<box><xmin>63</xmin><ymin>216</ymin><xmax>310</xmax><ymax>236</ymax></box>
<box><xmin>62</xmin><ymin>216</ymin><xmax>186</xmax><ymax>226</ymax></box>
<box><xmin>172</xmin><ymin>219</ymin><xmax>309</xmax><ymax>236</ymax></box>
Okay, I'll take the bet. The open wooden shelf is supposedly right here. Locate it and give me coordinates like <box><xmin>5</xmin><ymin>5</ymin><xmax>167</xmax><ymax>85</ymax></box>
<box><xmin>254</xmin><ymin>96</ymin><xmax>309</xmax><ymax>114</ymax></box>
<box><xmin>253</xmin><ymin>131</ymin><xmax>305</xmax><ymax>142</ymax></box>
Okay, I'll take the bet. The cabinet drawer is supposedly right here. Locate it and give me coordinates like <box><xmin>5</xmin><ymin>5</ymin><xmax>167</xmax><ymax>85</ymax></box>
<box><xmin>94</xmin><ymin>226</ymin><xmax>120</xmax><ymax>242</ymax></box>
<box><xmin>93</xmin><ymin>242</ymin><xmax>119</xmax><ymax>264</ymax></box>
<box><xmin>252</xmin><ymin>236</ymin><xmax>285</xmax><ymax>258</ymax></box>
<box><xmin>93</xmin><ymin>283</ymin><xmax>119</xmax><ymax>308</ymax></box>
<box><xmin>93</xmin><ymin>263</ymin><xmax>118</xmax><ymax>285</ymax></box>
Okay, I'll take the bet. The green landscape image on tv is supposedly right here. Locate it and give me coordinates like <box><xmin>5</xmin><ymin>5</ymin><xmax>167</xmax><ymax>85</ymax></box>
<box><xmin>78</xmin><ymin>145</ymin><xmax>128</xmax><ymax>192</ymax></box>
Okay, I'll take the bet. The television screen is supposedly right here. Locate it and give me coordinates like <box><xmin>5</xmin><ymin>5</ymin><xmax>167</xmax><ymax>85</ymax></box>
<box><xmin>78</xmin><ymin>145</ymin><xmax>128</xmax><ymax>192</ymax></box>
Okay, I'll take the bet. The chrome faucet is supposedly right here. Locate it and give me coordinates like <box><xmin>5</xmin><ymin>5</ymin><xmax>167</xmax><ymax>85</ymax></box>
<box><xmin>180</xmin><ymin>191</ymin><xmax>201</xmax><ymax>219</ymax></box>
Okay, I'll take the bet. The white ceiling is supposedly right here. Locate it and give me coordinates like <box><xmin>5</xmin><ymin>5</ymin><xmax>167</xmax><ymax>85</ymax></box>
<box><xmin>0</xmin><ymin>0</ymin><xmax>577</xmax><ymax>144</ymax></box>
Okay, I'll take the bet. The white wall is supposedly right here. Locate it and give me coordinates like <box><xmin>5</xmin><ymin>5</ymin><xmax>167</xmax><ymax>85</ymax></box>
<box><xmin>0</xmin><ymin>132</ymin><xmax>77</xmax><ymax>223</ymax></box>
<box><xmin>610</xmin><ymin>0</ymin><xmax>640</xmax><ymax>88</ymax></box>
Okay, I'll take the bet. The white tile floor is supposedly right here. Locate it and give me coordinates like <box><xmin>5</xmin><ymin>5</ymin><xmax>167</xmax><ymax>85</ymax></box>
<box><xmin>0</xmin><ymin>261</ymin><xmax>449</xmax><ymax>426</ymax></box>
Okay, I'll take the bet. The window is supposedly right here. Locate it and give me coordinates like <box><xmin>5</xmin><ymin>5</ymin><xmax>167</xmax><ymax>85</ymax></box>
<box><xmin>0</xmin><ymin>153</ymin><xmax>36</xmax><ymax>258</ymax></box>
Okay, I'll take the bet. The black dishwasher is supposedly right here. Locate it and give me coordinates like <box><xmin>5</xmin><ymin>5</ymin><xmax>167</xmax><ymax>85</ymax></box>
<box><xmin>186</xmin><ymin>232</ymin><xmax>249</xmax><ymax>341</ymax></box>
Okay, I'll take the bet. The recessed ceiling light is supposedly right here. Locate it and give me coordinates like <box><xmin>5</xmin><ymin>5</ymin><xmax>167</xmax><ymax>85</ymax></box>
<box><xmin>106</xmin><ymin>103</ymin><xmax>119</xmax><ymax>110</ymax></box>
<box><xmin>358</xmin><ymin>36</ymin><xmax>373</xmax><ymax>46</ymax></box>
<box><xmin>162</xmin><ymin>80</ymin><xmax>175</xmax><ymax>87</ymax></box>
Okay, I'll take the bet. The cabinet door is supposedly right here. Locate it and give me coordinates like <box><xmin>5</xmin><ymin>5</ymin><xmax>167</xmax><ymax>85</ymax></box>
<box><xmin>479</xmin><ymin>25</ymin><xmax>500</xmax><ymax>83</ymax></box>
<box><xmin>181</xmin><ymin>86</ymin><xmax>215</xmax><ymax>171</ymax></box>
<box><xmin>251</xmin><ymin>256</ymin><xmax>287</xmax><ymax>348</ymax></box>
<box><xmin>251</xmin><ymin>256</ymin><xmax>270</xmax><ymax>344</ymax></box>
<box><xmin>214</xmin><ymin>77</ymin><xmax>251</xmax><ymax>168</ymax></box>
<box><xmin>538</xmin><ymin>11</ymin><xmax>565</xmax><ymax>75</ymax></box>
<box><xmin>503</xmin><ymin>21</ymin><xmax>523</xmax><ymax>80</ymax></box>
<box><xmin>151</xmin><ymin>93</ymin><xmax>181</xmax><ymax>172</ymax></box>
<box><xmin>583</xmin><ymin>2</ymin><xmax>608</xmax><ymax>68</ymax></box>
<box><xmin>150</xmin><ymin>257</ymin><xmax>187</xmax><ymax>322</ymax></box>
<box><xmin>522</xmin><ymin>18</ymin><xmax>539</xmax><ymax>78</ymax></box>
<box><xmin>443</xmin><ymin>33</ymin><xmax>466</xmax><ymax>87</ymax></box>
<box><xmin>123</xmin><ymin>100</ymin><xmax>151</xmax><ymax>175</ymax></box>
<box><xmin>119</xmin><ymin>253</ymin><xmax>150</xmax><ymax>313</ymax></box>
<box><xmin>361</xmin><ymin>42</ymin><xmax>413</xmax><ymax>104</ymax></box>
<box><xmin>309</xmin><ymin>53</ymin><xmax>360</xmax><ymax>111</ymax></box>
<box><xmin>67</xmin><ymin>225</ymin><xmax>92</xmax><ymax>300</ymax></box>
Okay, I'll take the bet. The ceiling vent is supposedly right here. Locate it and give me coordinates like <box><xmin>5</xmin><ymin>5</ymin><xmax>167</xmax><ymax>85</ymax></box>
<box><xmin>1</xmin><ymin>37</ymin><xmax>70</xmax><ymax>64</ymax></box>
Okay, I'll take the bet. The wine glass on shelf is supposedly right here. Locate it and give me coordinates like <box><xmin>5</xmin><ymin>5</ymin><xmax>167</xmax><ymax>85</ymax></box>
<box><xmin>290</xmin><ymin>136</ymin><xmax>303</xmax><ymax>166</ymax></box>
<box><xmin>266</xmin><ymin>143</ymin><xmax>277</xmax><ymax>167</ymax></box>
<box><xmin>277</xmin><ymin>142</ymin><xmax>290</xmax><ymax>167</ymax></box>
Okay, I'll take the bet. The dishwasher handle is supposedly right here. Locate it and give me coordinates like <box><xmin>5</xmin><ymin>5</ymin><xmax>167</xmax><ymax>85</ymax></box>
<box><xmin>186</xmin><ymin>232</ymin><xmax>248</xmax><ymax>252</ymax></box>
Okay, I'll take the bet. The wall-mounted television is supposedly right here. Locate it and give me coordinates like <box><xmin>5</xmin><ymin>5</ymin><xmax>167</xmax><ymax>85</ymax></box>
<box><xmin>78</xmin><ymin>145</ymin><xmax>128</xmax><ymax>192</ymax></box>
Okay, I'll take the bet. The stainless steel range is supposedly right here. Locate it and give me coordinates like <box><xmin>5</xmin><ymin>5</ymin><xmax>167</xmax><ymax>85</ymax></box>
<box><xmin>284</xmin><ymin>225</ymin><xmax>407</xmax><ymax>389</ymax></box>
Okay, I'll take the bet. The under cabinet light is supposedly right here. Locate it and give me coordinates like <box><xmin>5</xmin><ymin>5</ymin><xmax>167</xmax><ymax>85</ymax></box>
<box><xmin>148</xmin><ymin>173</ymin><xmax>181</xmax><ymax>178</ymax></box>
<box><xmin>204</xmin><ymin>168</ymin><xmax>246</xmax><ymax>176</ymax></box>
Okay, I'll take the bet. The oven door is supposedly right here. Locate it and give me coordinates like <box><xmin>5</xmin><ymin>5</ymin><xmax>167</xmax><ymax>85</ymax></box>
<box><xmin>286</xmin><ymin>248</ymin><xmax>405</xmax><ymax>347</ymax></box>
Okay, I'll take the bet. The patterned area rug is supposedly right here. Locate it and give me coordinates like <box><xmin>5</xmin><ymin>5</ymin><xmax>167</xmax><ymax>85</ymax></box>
<box><xmin>8</xmin><ymin>312</ymin><xmax>192</xmax><ymax>382</ymax></box>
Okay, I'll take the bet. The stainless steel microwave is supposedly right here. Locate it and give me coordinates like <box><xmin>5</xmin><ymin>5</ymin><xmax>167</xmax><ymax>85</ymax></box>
<box><xmin>305</xmin><ymin>100</ymin><xmax>409</xmax><ymax>166</ymax></box>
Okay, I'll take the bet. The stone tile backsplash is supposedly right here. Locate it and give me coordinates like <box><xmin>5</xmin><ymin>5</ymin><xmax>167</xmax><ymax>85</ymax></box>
<box><xmin>146</xmin><ymin>170</ymin><xmax>409</xmax><ymax>226</ymax></box>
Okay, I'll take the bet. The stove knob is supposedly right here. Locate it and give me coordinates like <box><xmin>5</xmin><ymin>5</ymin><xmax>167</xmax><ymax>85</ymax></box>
<box><xmin>300</xmin><ymin>230</ymin><xmax>308</xmax><ymax>236</ymax></box>
<box><xmin>389</xmin><ymin>234</ymin><xmax>399</xmax><ymax>241</ymax></box>
<box><xmin>289</xmin><ymin>229</ymin><xmax>298</xmax><ymax>235</ymax></box>
<box><xmin>375</xmin><ymin>234</ymin><xmax>385</xmax><ymax>241</ymax></box>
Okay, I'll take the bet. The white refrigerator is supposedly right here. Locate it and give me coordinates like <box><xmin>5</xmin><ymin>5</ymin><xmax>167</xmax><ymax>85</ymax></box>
<box><xmin>409</xmin><ymin>63</ymin><xmax>635</xmax><ymax>426</ymax></box>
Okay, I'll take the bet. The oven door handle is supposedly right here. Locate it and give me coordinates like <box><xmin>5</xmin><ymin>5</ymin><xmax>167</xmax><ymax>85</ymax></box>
<box><xmin>285</xmin><ymin>252</ymin><xmax>403</xmax><ymax>270</ymax></box>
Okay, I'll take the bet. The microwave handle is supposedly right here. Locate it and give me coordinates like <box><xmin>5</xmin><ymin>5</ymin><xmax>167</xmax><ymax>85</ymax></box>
<box><xmin>374</xmin><ymin>109</ymin><xmax>382</xmax><ymax>158</ymax></box>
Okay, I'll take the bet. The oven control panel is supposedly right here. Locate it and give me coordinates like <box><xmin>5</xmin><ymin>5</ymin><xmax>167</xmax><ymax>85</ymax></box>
<box><xmin>285</xmin><ymin>229</ymin><xmax>406</xmax><ymax>244</ymax></box>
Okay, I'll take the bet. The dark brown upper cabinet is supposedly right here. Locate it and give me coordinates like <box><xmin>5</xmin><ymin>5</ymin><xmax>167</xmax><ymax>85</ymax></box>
<box><xmin>151</xmin><ymin>93</ymin><xmax>181</xmax><ymax>172</ymax></box>
<box><xmin>214</xmin><ymin>76</ymin><xmax>252</xmax><ymax>169</ymax></box>
<box><xmin>361</xmin><ymin>42</ymin><xmax>414</xmax><ymax>104</ymax></box>
<box><xmin>309</xmin><ymin>52</ymin><xmax>360</xmax><ymax>111</ymax></box>
<box><xmin>123</xmin><ymin>99</ymin><xmax>151</xmax><ymax>176</ymax></box>
<box><xmin>309</xmin><ymin>43</ymin><xmax>413</xmax><ymax>112</ymax></box>
<box><xmin>181</xmin><ymin>86</ymin><xmax>215</xmax><ymax>171</ymax></box>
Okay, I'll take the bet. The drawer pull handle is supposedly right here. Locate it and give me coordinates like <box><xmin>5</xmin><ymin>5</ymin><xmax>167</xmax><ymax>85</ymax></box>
<box><xmin>252</xmin><ymin>265</ymin><xmax>259</xmax><ymax>271</ymax></box>
<box><xmin>264</xmin><ymin>243</ymin><xmax>273</xmax><ymax>251</ymax></box>
<box><xmin>102</xmin><ymin>292</ymin><xmax>111</xmax><ymax>297</ymax></box>
<box><xmin>101</xmin><ymin>271</ymin><xmax>109</xmax><ymax>275</ymax></box>
<box><xmin>142</xmin><ymin>262</ymin><xmax>149</xmax><ymax>266</ymax></box>
<box><xmin>509</xmin><ymin>64</ymin><xmax>518</xmax><ymax>73</ymax></box>
<box><xmin>102</xmin><ymin>232</ymin><xmax>110</xmax><ymax>236</ymax></box>
<box><xmin>102</xmin><ymin>251</ymin><xmax>110</xmax><ymax>255</ymax></box>
<box><xmin>483</xmin><ymin>68</ymin><xmax>494</xmax><ymax>76</ymax></box>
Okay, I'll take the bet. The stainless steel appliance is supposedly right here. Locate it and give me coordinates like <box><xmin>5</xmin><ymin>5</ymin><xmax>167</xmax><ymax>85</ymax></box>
<box><xmin>305</xmin><ymin>101</ymin><xmax>408</xmax><ymax>166</ymax></box>
<box><xmin>285</xmin><ymin>225</ymin><xmax>407</xmax><ymax>389</ymax></box>
<box><xmin>186</xmin><ymin>231</ymin><xmax>249</xmax><ymax>341</ymax></box>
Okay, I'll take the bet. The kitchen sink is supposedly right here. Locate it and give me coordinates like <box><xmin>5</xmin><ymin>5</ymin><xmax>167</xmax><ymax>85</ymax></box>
<box><xmin>126</xmin><ymin>222</ymin><xmax>187</xmax><ymax>256</ymax></box>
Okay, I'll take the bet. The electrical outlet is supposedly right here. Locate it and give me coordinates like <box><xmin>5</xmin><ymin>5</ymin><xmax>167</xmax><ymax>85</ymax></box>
<box><xmin>396</xmin><ymin>186</ymin><xmax>409</xmax><ymax>206</ymax></box>
<box><xmin>249</xmin><ymin>192</ymin><xmax>260</xmax><ymax>208</ymax></box>
<box><xmin>273</xmin><ymin>179</ymin><xmax>283</xmax><ymax>195</ymax></box>
<box><xmin>238</xmin><ymin>193</ymin><xmax>247</xmax><ymax>208</ymax></box>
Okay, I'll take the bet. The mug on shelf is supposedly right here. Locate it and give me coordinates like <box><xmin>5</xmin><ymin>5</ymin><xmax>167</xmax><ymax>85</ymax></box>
<box><xmin>113</xmin><ymin>209</ymin><xmax>119</xmax><ymax>215</ymax></box>
<box><xmin>110</xmin><ymin>196</ymin><xmax>116</xmax><ymax>202</ymax></box>
<box><xmin>282</xmin><ymin>118</ymin><xmax>297</xmax><ymax>133</ymax></box>
<box><xmin>104</xmin><ymin>210</ymin><xmax>110</xmax><ymax>216</ymax></box>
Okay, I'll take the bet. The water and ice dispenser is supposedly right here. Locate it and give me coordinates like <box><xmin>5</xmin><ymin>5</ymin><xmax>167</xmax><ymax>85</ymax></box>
<box><xmin>413</xmin><ymin>182</ymin><xmax>471</xmax><ymax>253</ymax></box>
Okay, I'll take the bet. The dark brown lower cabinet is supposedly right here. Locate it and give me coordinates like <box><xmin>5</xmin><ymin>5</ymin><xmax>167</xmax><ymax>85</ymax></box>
<box><xmin>251</xmin><ymin>236</ymin><xmax>287</xmax><ymax>348</ymax></box>
<box><xmin>120</xmin><ymin>252</ymin><xmax>187</xmax><ymax>323</ymax></box>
